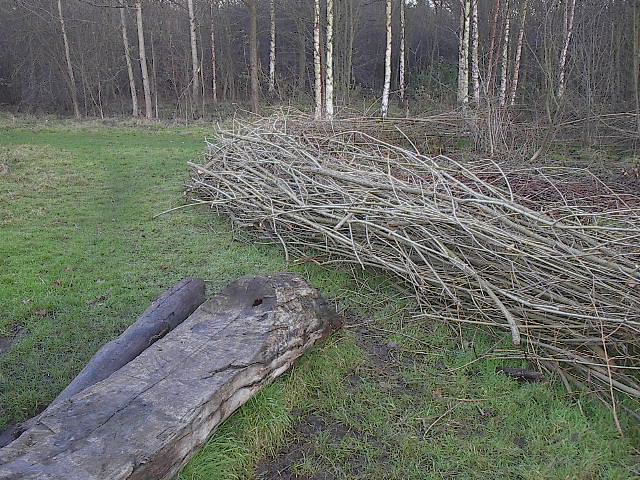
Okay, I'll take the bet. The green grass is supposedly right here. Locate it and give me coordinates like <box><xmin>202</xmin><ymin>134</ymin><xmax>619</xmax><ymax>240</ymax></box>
<box><xmin>0</xmin><ymin>117</ymin><xmax>637</xmax><ymax>479</ymax></box>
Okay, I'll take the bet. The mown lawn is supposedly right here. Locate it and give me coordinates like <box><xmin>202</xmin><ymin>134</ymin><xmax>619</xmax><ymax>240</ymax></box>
<box><xmin>0</xmin><ymin>116</ymin><xmax>637</xmax><ymax>479</ymax></box>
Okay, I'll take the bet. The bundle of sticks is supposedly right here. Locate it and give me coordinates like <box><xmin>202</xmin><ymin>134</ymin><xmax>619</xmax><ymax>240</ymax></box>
<box><xmin>188</xmin><ymin>115</ymin><xmax>640</xmax><ymax>422</ymax></box>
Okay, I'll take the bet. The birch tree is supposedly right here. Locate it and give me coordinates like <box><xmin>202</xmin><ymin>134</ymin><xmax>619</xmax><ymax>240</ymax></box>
<box><xmin>269</xmin><ymin>0</ymin><xmax>276</xmax><ymax>95</ymax></box>
<box><xmin>457</xmin><ymin>0</ymin><xmax>471</xmax><ymax>105</ymax></box>
<box><xmin>57</xmin><ymin>0</ymin><xmax>80</xmax><ymax>118</ymax></box>
<box><xmin>381</xmin><ymin>0</ymin><xmax>392</xmax><ymax>118</ymax></box>
<box><xmin>187</xmin><ymin>0</ymin><xmax>200</xmax><ymax>110</ymax></box>
<box><xmin>210</xmin><ymin>0</ymin><xmax>218</xmax><ymax>103</ymax></box>
<box><xmin>498</xmin><ymin>0</ymin><xmax>511</xmax><ymax>107</ymax></box>
<box><xmin>509</xmin><ymin>0</ymin><xmax>528</xmax><ymax>106</ymax></box>
<box><xmin>557</xmin><ymin>0</ymin><xmax>576</xmax><ymax>99</ymax></box>
<box><xmin>399</xmin><ymin>0</ymin><xmax>406</xmax><ymax>104</ymax></box>
<box><xmin>471</xmin><ymin>0</ymin><xmax>479</xmax><ymax>104</ymax></box>
<box><xmin>313</xmin><ymin>0</ymin><xmax>322</xmax><ymax>119</ymax></box>
<box><xmin>135</xmin><ymin>0</ymin><xmax>153</xmax><ymax>119</ymax></box>
<box><xmin>325</xmin><ymin>0</ymin><xmax>334</xmax><ymax>118</ymax></box>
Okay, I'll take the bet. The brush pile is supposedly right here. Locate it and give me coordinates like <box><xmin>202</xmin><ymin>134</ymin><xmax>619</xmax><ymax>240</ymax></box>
<box><xmin>188</xmin><ymin>115</ymin><xmax>640</xmax><ymax>418</ymax></box>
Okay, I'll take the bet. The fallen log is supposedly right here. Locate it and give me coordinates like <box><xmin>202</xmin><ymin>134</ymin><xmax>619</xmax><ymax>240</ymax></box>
<box><xmin>0</xmin><ymin>273</ymin><xmax>340</xmax><ymax>480</ymax></box>
<box><xmin>0</xmin><ymin>278</ymin><xmax>206</xmax><ymax>448</ymax></box>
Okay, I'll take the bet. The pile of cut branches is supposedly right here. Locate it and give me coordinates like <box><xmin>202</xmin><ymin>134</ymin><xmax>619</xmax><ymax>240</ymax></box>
<box><xmin>188</xmin><ymin>115</ymin><xmax>640</xmax><ymax>422</ymax></box>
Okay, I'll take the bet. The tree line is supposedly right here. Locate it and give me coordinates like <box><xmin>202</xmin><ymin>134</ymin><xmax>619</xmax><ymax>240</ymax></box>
<box><xmin>0</xmin><ymin>0</ymin><xmax>637</xmax><ymax>121</ymax></box>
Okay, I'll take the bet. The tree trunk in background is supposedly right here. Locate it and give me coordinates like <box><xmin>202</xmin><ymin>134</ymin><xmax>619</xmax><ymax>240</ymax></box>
<box><xmin>57</xmin><ymin>0</ymin><xmax>80</xmax><ymax>118</ymax></box>
<box><xmin>557</xmin><ymin>0</ymin><xmax>576</xmax><ymax>99</ymax></box>
<box><xmin>297</xmin><ymin>17</ymin><xmax>306</xmax><ymax>92</ymax></box>
<box><xmin>471</xmin><ymin>0</ymin><xmax>479</xmax><ymax>105</ymax></box>
<box><xmin>135</xmin><ymin>0</ymin><xmax>153</xmax><ymax>119</ymax></box>
<box><xmin>187</xmin><ymin>0</ymin><xmax>200</xmax><ymax>112</ymax></box>
<box><xmin>210</xmin><ymin>0</ymin><xmax>218</xmax><ymax>103</ymax></box>
<box><xmin>119</xmin><ymin>3</ymin><xmax>138</xmax><ymax>117</ymax></box>
<box><xmin>381</xmin><ymin>0</ymin><xmax>392</xmax><ymax>118</ymax></box>
<box><xmin>325</xmin><ymin>0</ymin><xmax>334</xmax><ymax>118</ymax></box>
<box><xmin>399</xmin><ymin>0</ymin><xmax>406</xmax><ymax>104</ymax></box>
<box><xmin>509</xmin><ymin>0</ymin><xmax>527</xmax><ymax>106</ymax></box>
<box><xmin>634</xmin><ymin>2</ymin><xmax>640</xmax><ymax>137</ymax></box>
<box><xmin>486</xmin><ymin>0</ymin><xmax>501</xmax><ymax>96</ymax></box>
<box><xmin>151</xmin><ymin>30</ymin><xmax>159</xmax><ymax>118</ymax></box>
<box><xmin>247</xmin><ymin>0</ymin><xmax>259</xmax><ymax>113</ymax></box>
<box><xmin>498</xmin><ymin>0</ymin><xmax>510</xmax><ymax>107</ymax></box>
<box><xmin>458</xmin><ymin>0</ymin><xmax>470</xmax><ymax>105</ymax></box>
<box><xmin>314</xmin><ymin>0</ymin><xmax>322</xmax><ymax>119</ymax></box>
<box><xmin>269</xmin><ymin>0</ymin><xmax>276</xmax><ymax>95</ymax></box>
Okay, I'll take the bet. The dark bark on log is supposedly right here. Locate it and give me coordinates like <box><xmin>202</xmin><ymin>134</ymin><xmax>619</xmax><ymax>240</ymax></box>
<box><xmin>0</xmin><ymin>273</ymin><xmax>340</xmax><ymax>480</ymax></box>
<box><xmin>0</xmin><ymin>278</ymin><xmax>206</xmax><ymax>448</ymax></box>
<box><xmin>497</xmin><ymin>367</ymin><xmax>545</xmax><ymax>383</ymax></box>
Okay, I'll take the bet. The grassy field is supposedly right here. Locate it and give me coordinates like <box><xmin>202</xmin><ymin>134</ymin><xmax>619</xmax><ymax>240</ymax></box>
<box><xmin>0</xmin><ymin>116</ymin><xmax>638</xmax><ymax>479</ymax></box>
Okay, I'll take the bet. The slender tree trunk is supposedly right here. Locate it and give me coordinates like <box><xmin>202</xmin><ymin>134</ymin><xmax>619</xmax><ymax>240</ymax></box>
<box><xmin>313</xmin><ymin>0</ymin><xmax>323</xmax><ymax>119</ymax></box>
<box><xmin>297</xmin><ymin>18</ymin><xmax>306</xmax><ymax>92</ymax></box>
<box><xmin>634</xmin><ymin>2</ymin><xmax>640</xmax><ymax>137</ymax></box>
<box><xmin>471</xmin><ymin>0</ymin><xmax>479</xmax><ymax>105</ymax></box>
<box><xmin>346</xmin><ymin>0</ymin><xmax>355</xmax><ymax>89</ymax></box>
<box><xmin>120</xmin><ymin>3</ymin><xmax>138</xmax><ymax>117</ymax></box>
<box><xmin>498</xmin><ymin>0</ymin><xmax>510</xmax><ymax>107</ymax></box>
<box><xmin>381</xmin><ymin>0</ymin><xmax>392</xmax><ymax>118</ymax></box>
<box><xmin>135</xmin><ymin>0</ymin><xmax>153</xmax><ymax>119</ymax></box>
<box><xmin>486</xmin><ymin>0</ymin><xmax>501</xmax><ymax>96</ymax></box>
<box><xmin>151</xmin><ymin>30</ymin><xmax>158</xmax><ymax>118</ymax></box>
<box><xmin>557</xmin><ymin>0</ymin><xmax>576</xmax><ymax>99</ymax></box>
<box><xmin>458</xmin><ymin>0</ymin><xmax>471</xmax><ymax>105</ymax></box>
<box><xmin>246</xmin><ymin>0</ymin><xmax>259</xmax><ymax>113</ymax></box>
<box><xmin>399</xmin><ymin>0</ymin><xmax>406</xmax><ymax>102</ymax></box>
<box><xmin>509</xmin><ymin>0</ymin><xmax>527</xmax><ymax>106</ymax></box>
<box><xmin>187</xmin><ymin>0</ymin><xmax>200</xmax><ymax>112</ymax></box>
<box><xmin>269</xmin><ymin>0</ymin><xmax>276</xmax><ymax>94</ymax></box>
<box><xmin>57</xmin><ymin>0</ymin><xmax>80</xmax><ymax>118</ymax></box>
<box><xmin>325</xmin><ymin>0</ymin><xmax>334</xmax><ymax>118</ymax></box>
<box><xmin>210</xmin><ymin>0</ymin><xmax>218</xmax><ymax>103</ymax></box>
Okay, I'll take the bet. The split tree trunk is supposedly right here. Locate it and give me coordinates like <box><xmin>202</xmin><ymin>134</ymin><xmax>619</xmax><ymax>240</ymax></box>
<box><xmin>210</xmin><ymin>0</ymin><xmax>218</xmax><ymax>103</ymax></box>
<box><xmin>498</xmin><ymin>0</ymin><xmax>510</xmax><ymax>107</ymax></box>
<box><xmin>557</xmin><ymin>0</ymin><xmax>576</xmax><ymax>99</ymax></box>
<box><xmin>187</xmin><ymin>0</ymin><xmax>200</xmax><ymax>112</ymax></box>
<box><xmin>57</xmin><ymin>0</ymin><xmax>80</xmax><ymax>119</ymax></box>
<box><xmin>381</xmin><ymin>0</ymin><xmax>392</xmax><ymax>118</ymax></box>
<box><xmin>509</xmin><ymin>0</ymin><xmax>527</xmax><ymax>106</ymax></box>
<box><xmin>0</xmin><ymin>274</ymin><xmax>339</xmax><ymax>480</ymax></box>
<box><xmin>135</xmin><ymin>0</ymin><xmax>153</xmax><ymax>119</ymax></box>
<box><xmin>313</xmin><ymin>0</ymin><xmax>323</xmax><ymax>119</ymax></box>
<box><xmin>325</xmin><ymin>0</ymin><xmax>334</xmax><ymax>118</ymax></box>
<box><xmin>471</xmin><ymin>0</ymin><xmax>480</xmax><ymax>105</ymax></box>
<box><xmin>269</xmin><ymin>0</ymin><xmax>276</xmax><ymax>95</ymax></box>
<box><xmin>120</xmin><ymin>3</ymin><xmax>139</xmax><ymax>117</ymax></box>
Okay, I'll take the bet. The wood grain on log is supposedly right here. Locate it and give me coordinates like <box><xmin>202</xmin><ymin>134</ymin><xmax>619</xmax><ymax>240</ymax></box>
<box><xmin>0</xmin><ymin>274</ymin><xmax>339</xmax><ymax>480</ymax></box>
<box><xmin>0</xmin><ymin>278</ymin><xmax>206</xmax><ymax>449</ymax></box>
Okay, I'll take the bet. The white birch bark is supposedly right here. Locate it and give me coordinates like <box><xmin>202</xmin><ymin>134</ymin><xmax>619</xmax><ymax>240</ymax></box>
<box><xmin>381</xmin><ymin>0</ymin><xmax>392</xmax><ymax>118</ymax></box>
<box><xmin>135</xmin><ymin>0</ymin><xmax>153</xmax><ymax>119</ymax></box>
<box><xmin>325</xmin><ymin>0</ymin><xmax>334</xmax><ymax>118</ymax></box>
<box><xmin>471</xmin><ymin>0</ymin><xmax>480</xmax><ymax>105</ymax></box>
<box><xmin>187</xmin><ymin>0</ymin><xmax>200</xmax><ymax>109</ymax></box>
<box><xmin>57</xmin><ymin>0</ymin><xmax>80</xmax><ymax>118</ymax></box>
<box><xmin>313</xmin><ymin>0</ymin><xmax>322</xmax><ymax>119</ymax></box>
<box><xmin>269</xmin><ymin>0</ymin><xmax>276</xmax><ymax>94</ymax></box>
<box><xmin>120</xmin><ymin>3</ymin><xmax>138</xmax><ymax>117</ymax></box>
<box><xmin>498</xmin><ymin>0</ymin><xmax>510</xmax><ymax>107</ymax></box>
<box><xmin>557</xmin><ymin>0</ymin><xmax>576</xmax><ymax>99</ymax></box>
<box><xmin>509</xmin><ymin>0</ymin><xmax>527</xmax><ymax>106</ymax></box>
<box><xmin>210</xmin><ymin>0</ymin><xmax>218</xmax><ymax>103</ymax></box>
<box><xmin>399</xmin><ymin>0</ymin><xmax>406</xmax><ymax>102</ymax></box>
<box><xmin>457</xmin><ymin>0</ymin><xmax>470</xmax><ymax>105</ymax></box>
